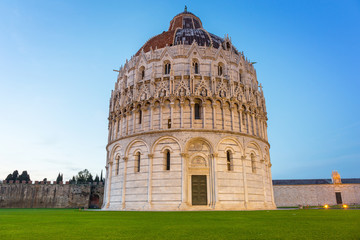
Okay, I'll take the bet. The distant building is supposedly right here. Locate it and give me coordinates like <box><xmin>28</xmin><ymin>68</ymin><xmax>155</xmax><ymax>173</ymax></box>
<box><xmin>273</xmin><ymin>172</ymin><xmax>360</xmax><ymax>206</ymax></box>
<box><xmin>103</xmin><ymin>9</ymin><xmax>275</xmax><ymax>210</ymax></box>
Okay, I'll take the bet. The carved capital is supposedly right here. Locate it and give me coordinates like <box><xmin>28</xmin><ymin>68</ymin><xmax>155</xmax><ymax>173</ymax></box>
<box><xmin>180</xmin><ymin>152</ymin><xmax>189</xmax><ymax>158</ymax></box>
<box><xmin>123</xmin><ymin>157</ymin><xmax>128</xmax><ymax>162</ymax></box>
<box><xmin>211</xmin><ymin>153</ymin><xmax>218</xmax><ymax>158</ymax></box>
<box><xmin>148</xmin><ymin>154</ymin><xmax>154</xmax><ymax>159</ymax></box>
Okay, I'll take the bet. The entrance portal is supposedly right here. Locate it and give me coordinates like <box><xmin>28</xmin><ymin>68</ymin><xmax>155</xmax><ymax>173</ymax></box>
<box><xmin>191</xmin><ymin>175</ymin><xmax>207</xmax><ymax>205</ymax></box>
<box><xmin>335</xmin><ymin>192</ymin><xmax>342</xmax><ymax>204</ymax></box>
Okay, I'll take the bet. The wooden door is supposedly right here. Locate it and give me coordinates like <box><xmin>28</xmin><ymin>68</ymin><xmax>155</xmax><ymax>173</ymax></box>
<box><xmin>192</xmin><ymin>175</ymin><xmax>207</xmax><ymax>205</ymax></box>
<box><xmin>335</xmin><ymin>192</ymin><xmax>342</xmax><ymax>204</ymax></box>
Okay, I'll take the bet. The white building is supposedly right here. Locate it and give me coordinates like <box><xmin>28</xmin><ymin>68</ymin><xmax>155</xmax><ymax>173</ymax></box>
<box><xmin>103</xmin><ymin>9</ymin><xmax>276</xmax><ymax>210</ymax></box>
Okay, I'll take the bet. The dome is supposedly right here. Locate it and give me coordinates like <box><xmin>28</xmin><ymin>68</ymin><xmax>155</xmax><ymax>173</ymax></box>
<box><xmin>136</xmin><ymin>9</ymin><xmax>238</xmax><ymax>56</ymax></box>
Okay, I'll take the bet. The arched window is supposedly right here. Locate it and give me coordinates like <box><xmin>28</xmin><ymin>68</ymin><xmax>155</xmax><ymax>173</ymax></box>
<box><xmin>116</xmin><ymin>155</ymin><xmax>120</xmax><ymax>175</ymax></box>
<box><xmin>239</xmin><ymin>71</ymin><xmax>243</xmax><ymax>83</ymax></box>
<box><xmin>136</xmin><ymin>152</ymin><xmax>141</xmax><ymax>172</ymax></box>
<box><xmin>139</xmin><ymin>110</ymin><xmax>142</xmax><ymax>124</ymax></box>
<box><xmin>194</xmin><ymin>62</ymin><xmax>199</xmax><ymax>74</ymax></box>
<box><xmin>226</xmin><ymin>150</ymin><xmax>232</xmax><ymax>171</ymax></box>
<box><xmin>194</xmin><ymin>103</ymin><xmax>201</xmax><ymax>119</ymax></box>
<box><xmin>139</xmin><ymin>66</ymin><xmax>145</xmax><ymax>81</ymax></box>
<box><xmin>141</xmin><ymin>69</ymin><xmax>145</xmax><ymax>80</ymax></box>
<box><xmin>165</xmin><ymin>150</ymin><xmax>171</xmax><ymax>171</ymax></box>
<box><xmin>251</xmin><ymin>153</ymin><xmax>256</xmax><ymax>173</ymax></box>
<box><xmin>218</xmin><ymin>64</ymin><xmax>223</xmax><ymax>76</ymax></box>
<box><xmin>164</xmin><ymin>63</ymin><xmax>171</xmax><ymax>75</ymax></box>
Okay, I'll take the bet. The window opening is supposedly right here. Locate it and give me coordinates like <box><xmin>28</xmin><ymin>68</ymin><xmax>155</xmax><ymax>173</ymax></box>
<box><xmin>166</xmin><ymin>150</ymin><xmax>171</xmax><ymax>170</ymax></box>
<box><xmin>136</xmin><ymin>152</ymin><xmax>141</xmax><ymax>172</ymax></box>
<box><xmin>227</xmin><ymin>151</ymin><xmax>232</xmax><ymax>171</ymax></box>
<box><xmin>139</xmin><ymin>110</ymin><xmax>142</xmax><ymax>124</ymax></box>
<box><xmin>116</xmin><ymin>156</ymin><xmax>120</xmax><ymax>175</ymax></box>
<box><xmin>251</xmin><ymin>154</ymin><xmax>256</xmax><ymax>173</ymax></box>
<box><xmin>168</xmin><ymin>119</ymin><xmax>171</xmax><ymax>129</ymax></box>
<box><xmin>141</xmin><ymin>69</ymin><xmax>145</xmax><ymax>80</ymax></box>
<box><xmin>194</xmin><ymin>62</ymin><xmax>199</xmax><ymax>74</ymax></box>
<box><xmin>218</xmin><ymin>65</ymin><xmax>223</xmax><ymax>76</ymax></box>
<box><xmin>194</xmin><ymin>103</ymin><xmax>201</xmax><ymax>119</ymax></box>
<box><xmin>164</xmin><ymin>63</ymin><xmax>171</xmax><ymax>75</ymax></box>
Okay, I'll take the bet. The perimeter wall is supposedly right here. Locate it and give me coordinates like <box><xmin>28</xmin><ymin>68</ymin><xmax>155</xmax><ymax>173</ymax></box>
<box><xmin>273</xmin><ymin>184</ymin><xmax>360</xmax><ymax>207</ymax></box>
<box><xmin>0</xmin><ymin>182</ymin><xmax>104</xmax><ymax>208</ymax></box>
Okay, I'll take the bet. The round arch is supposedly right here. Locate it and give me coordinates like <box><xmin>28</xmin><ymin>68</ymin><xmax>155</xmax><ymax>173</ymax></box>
<box><xmin>125</xmin><ymin>139</ymin><xmax>150</xmax><ymax>158</ymax></box>
<box><xmin>151</xmin><ymin>136</ymin><xmax>182</xmax><ymax>154</ymax></box>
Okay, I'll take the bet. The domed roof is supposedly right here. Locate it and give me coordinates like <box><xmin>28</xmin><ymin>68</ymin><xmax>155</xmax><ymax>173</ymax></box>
<box><xmin>136</xmin><ymin>9</ymin><xmax>238</xmax><ymax>56</ymax></box>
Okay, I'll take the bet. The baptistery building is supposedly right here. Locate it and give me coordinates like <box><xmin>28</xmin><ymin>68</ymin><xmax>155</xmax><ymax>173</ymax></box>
<box><xmin>103</xmin><ymin>9</ymin><xmax>276</xmax><ymax>210</ymax></box>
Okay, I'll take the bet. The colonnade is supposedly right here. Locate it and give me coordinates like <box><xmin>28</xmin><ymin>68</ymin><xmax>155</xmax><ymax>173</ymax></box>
<box><xmin>108</xmin><ymin>100</ymin><xmax>268</xmax><ymax>142</ymax></box>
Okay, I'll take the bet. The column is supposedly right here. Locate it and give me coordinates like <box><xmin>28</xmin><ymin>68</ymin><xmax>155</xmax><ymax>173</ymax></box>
<box><xmin>132</xmin><ymin>109</ymin><xmax>137</xmax><ymax>134</ymax></box>
<box><xmin>147</xmin><ymin>154</ymin><xmax>153</xmax><ymax>206</ymax></box>
<box><xmin>238</xmin><ymin>109</ymin><xmax>242</xmax><ymax>132</ymax></box>
<box><xmin>241</xmin><ymin>155</ymin><xmax>248</xmax><ymax>208</ymax></box>
<box><xmin>159</xmin><ymin>104</ymin><xmax>163</xmax><ymax>129</ymax></box>
<box><xmin>121</xmin><ymin>157</ymin><xmax>128</xmax><ymax>209</ymax></box>
<box><xmin>115</xmin><ymin>117</ymin><xmax>119</xmax><ymax>139</ymax></box>
<box><xmin>126</xmin><ymin>113</ymin><xmax>129</xmax><ymax>135</ymax></box>
<box><xmin>251</xmin><ymin>113</ymin><xmax>256</xmax><ymax>136</ymax></box>
<box><xmin>268</xmin><ymin>162</ymin><xmax>275</xmax><ymax>206</ymax></box>
<box><xmin>150</xmin><ymin>106</ymin><xmax>154</xmax><ymax>130</ymax></box>
<box><xmin>230</xmin><ymin>106</ymin><xmax>235</xmax><ymax>131</ymax></box>
<box><xmin>190</xmin><ymin>102</ymin><xmax>194</xmax><ymax>128</ymax></box>
<box><xmin>221</xmin><ymin>104</ymin><xmax>225</xmax><ymax>129</ymax></box>
<box><xmin>210</xmin><ymin>153</ymin><xmax>218</xmax><ymax>208</ymax></box>
<box><xmin>108</xmin><ymin>120</ymin><xmax>112</xmax><ymax>142</ymax></box>
<box><xmin>180</xmin><ymin>102</ymin><xmax>184</xmax><ymax>128</ymax></box>
<box><xmin>246</xmin><ymin>112</ymin><xmax>250</xmax><ymax>134</ymax></box>
<box><xmin>261</xmin><ymin>159</ymin><xmax>267</xmax><ymax>205</ymax></box>
<box><xmin>180</xmin><ymin>153</ymin><xmax>188</xmax><ymax>207</ymax></box>
<box><xmin>106</xmin><ymin>162</ymin><xmax>113</xmax><ymax>208</ymax></box>
<box><xmin>202</xmin><ymin>103</ymin><xmax>206</xmax><ymax>128</ymax></box>
<box><xmin>212</xmin><ymin>103</ymin><xmax>217</xmax><ymax>129</ymax></box>
<box><xmin>170</xmin><ymin>102</ymin><xmax>174</xmax><ymax>129</ymax></box>
<box><xmin>264</xmin><ymin>122</ymin><xmax>268</xmax><ymax>141</ymax></box>
<box><xmin>118</xmin><ymin>115</ymin><xmax>122</xmax><ymax>137</ymax></box>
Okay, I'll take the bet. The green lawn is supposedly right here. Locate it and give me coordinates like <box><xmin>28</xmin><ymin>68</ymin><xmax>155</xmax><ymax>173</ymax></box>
<box><xmin>0</xmin><ymin>209</ymin><xmax>359</xmax><ymax>239</ymax></box>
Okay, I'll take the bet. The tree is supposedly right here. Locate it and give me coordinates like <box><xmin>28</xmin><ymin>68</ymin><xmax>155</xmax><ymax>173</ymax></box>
<box><xmin>86</xmin><ymin>173</ymin><xmax>93</xmax><ymax>183</ymax></box>
<box><xmin>18</xmin><ymin>171</ymin><xmax>30</xmax><ymax>183</ymax></box>
<box><xmin>94</xmin><ymin>175</ymin><xmax>100</xmax><ymax>183</ymax></box>
<box><xmin>56</xmin><ymin>173</ymin><xmax>63</xmax><ymax>183</ymax></box>
<box><xmin>100</xmin><ymin>170</ymin><xmax>103</xmax><ymax>182</ymax></box>
<box><xmin>5</xmin><ymin>174</ymin><xmax>13</xmax><ymax>183</ymax></box>
<box><xmin>69</xmin><ymin>176</ymin><xmax>76</xmax><ymax>184</ymax></box>
<box><xmin>76</xmin><ymin>169</ymin><xmax>91</xmax><ymax>184</ymax></box>
<box><xmin>43</xmin><ymin>178</ymin><xmax>47</xmax><ymax>183</ymax></box>
<box><xmin>12</xmin><ymin>170</ymin><xmax>19</xmax><ymax>181</ymax></box>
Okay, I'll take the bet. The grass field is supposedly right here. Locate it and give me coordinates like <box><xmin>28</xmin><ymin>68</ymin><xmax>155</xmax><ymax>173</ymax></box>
<box><xmin>0</xmin><ymin>209</ymin><xmax>359</xmax><ymax>239</ymax></box>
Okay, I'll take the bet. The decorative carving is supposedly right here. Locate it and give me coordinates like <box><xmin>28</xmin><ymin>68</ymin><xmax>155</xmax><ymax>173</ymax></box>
<box><xmin>137</xmin><ymin>83</ymin><xmax>150</xmax><ymax>101</ymax></box>
<box><xmin>217</xmin><ymin>81</ymin><xmax>228</xmax><ymax>98</ymax></box>
<box><xmin>195</xmin><ymin>78</ymin><xmax>211</xmax><ymax>97</ymax></box>
<box><xmin>155</xmin><ymin>80</ymin><xmax>169</xmax><ymax>98</ymax></box>
<box><xmin>188</xmin><ymin>142</ymin><xmax>205</xmax><ymax>152</ymax></box>
<box><xmin>175</xmin><ymin>78</ymin><xmax>190</xmax><ymax>96</ymax></box>
<box><xmin>191</xmin><ymin>156</ymin><xmax>207</xmax><ymax>167</ymax></box>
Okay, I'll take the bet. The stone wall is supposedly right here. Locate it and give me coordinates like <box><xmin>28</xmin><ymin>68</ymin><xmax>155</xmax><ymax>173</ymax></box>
<box><xmin>0</xmin><ymin>183</ymin><xmax>104</xmax><ymax>208</ymax></box>
<box><xmin>273</xmin><ymin>184</ymin><xmax>360</xmax><ymax>207</ymax></box>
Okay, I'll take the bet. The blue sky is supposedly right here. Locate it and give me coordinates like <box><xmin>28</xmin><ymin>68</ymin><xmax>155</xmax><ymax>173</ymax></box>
<box><xmin>0</xmin><ymin>0</ymin><xmax>359</xmax><ymax>181</ymax></box>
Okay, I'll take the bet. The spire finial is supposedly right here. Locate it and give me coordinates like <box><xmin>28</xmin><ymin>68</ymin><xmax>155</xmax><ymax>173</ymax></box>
<box><xmin>184</xmin><ymin>5</ymin><xmax>187</xmax><ymax>12</ymax></box>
